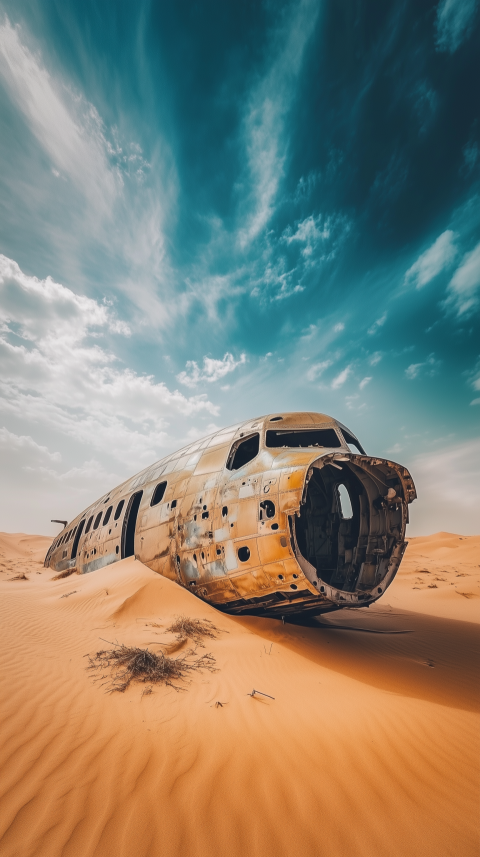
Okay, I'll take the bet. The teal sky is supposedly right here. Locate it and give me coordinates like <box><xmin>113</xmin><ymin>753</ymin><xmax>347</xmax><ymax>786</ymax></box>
<box><xmin>0</xmin><ymin>0</ymin><xmax>479</xmax><ymax>535</ymax></box>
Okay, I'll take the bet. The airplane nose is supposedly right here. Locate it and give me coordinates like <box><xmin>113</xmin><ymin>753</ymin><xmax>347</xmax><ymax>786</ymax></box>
<box><xmin>291</xmin><ymin>454</ymin><xmax>415</xmax><ymax>606</ymax></box>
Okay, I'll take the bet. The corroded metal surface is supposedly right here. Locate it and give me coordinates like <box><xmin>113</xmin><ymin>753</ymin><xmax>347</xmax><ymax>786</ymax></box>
<box><xmin>45</xmin><ymin>412</ymin><xmax>416</xmax><ymax>617</ymax></box>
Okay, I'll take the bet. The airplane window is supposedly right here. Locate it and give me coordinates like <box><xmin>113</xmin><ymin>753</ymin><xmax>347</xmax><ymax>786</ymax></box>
<box><xmin>93</xmin><ymin>512</ymin><xmax>102</xmax><ymax>530</ymax></box>
<box><xmin>103</xmin><ymin>505</ymin><xmax>113</xmax><ymax>526</ymax></box>
<box><xmin>151</xmin><ymin>481</ymin><xmax>167</xmax><ymax>507</ymax></box>
<box><xmin>85</xmin><ymin>515</ymin><xmax>94</xmax><ymax>534</ymax></box>
<box><xmin>341</xmin><ymin>430</ymin><xmax>366</xmax><ymax>455</ymax></box>
<box><xmin>114</xmin><ymin>500</ymin><xmax>124</xmax><ymax>520</ymax></box>
<box><xmin>265</xmin><ymin>429</ymin><xmax>342</xmax><ymax>449</ymax></box>
<box><xmin>227</xmin><ymin>433</ymin><xmax>260</xmax><ymax>470</ymax></box>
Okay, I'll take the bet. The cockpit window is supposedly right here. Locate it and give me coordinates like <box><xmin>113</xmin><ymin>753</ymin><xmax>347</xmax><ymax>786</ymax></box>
<box><xmin>265</xmin><ymin>429</ymin><xmax>342</xmax><ymax>449</ymax></box>
<box><xmin>341</xmin><ymin>430</ymin><xmax>366</xmax><ymax>455</ymax></box>
<box><xmin>227</xmin><ymin>433</ymin><xmax>260</xmax><ymax>470</ymax></box>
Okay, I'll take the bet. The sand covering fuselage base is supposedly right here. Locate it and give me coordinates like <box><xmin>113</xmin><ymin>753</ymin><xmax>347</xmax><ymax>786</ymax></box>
<box><xmin>0</xmin><ymin>531</ymin><xmax>479</xmax><ymax>857</ymax></box>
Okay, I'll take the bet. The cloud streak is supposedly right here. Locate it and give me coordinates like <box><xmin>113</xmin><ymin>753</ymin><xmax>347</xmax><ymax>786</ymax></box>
<box><xmin>435</xmin><ymin>0</ymin><xmax>478</xmax><ymax>53</ymax></box>
<box><xmin>239</xmin><ymin>0</ymin><xmax>320</xmax><ymax>245</ymax></box>
<box><xmin>0</xmin><ymin>18</ymin><xmax>118</xmax><ymax>212</ymax></box>
<box><xmin>404</xmin><ymin>230</ymin><xmax>457</xmax><ymax>288</ymax></box>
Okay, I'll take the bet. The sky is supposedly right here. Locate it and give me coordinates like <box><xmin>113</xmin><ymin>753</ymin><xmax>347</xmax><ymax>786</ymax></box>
<box><xmin>0</xmin><ymin>0</ymin><xmax>479</xmax><ymax>537</ymax></box>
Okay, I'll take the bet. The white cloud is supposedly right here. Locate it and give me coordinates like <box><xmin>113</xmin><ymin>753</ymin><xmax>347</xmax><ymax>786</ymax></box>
<box><xmin>306</xmin><ymin>360</ymin><xmax>332</xmax><ymax>382</ymax></box>
<box><xmin>260</xmin><ymin>260</ymin><xmax>305</xmax><ymax>300</ymax></box>
<box><xmin>368</xmin><ymin>312</ymin><xmax>387</xmax><ymax>335</ymax></box>
<box><xmin>405</xmin><ymin>363</ymin><xmax>422</xmax><ymax>380</ymax></box>
<box><xmin>359</xmin><ymin>376</ymin><xmax>372</xmax><ymax>390</ymax></box>
<box><xmin>281</xmin><ymin>213</ymin><xmax>350</xmax><ymax>265</ymax></box>
<box><xmin>0</xmin><ymin>256</ymin><xmax>217</xmax><ymax>469</ymax></box>
<box><xmin>0</xmin><ymin>18</ymin><xmax>178</xmax><ymax>329</ymax></box>
<box><xmin>0</xmin><ymin>254</ymin><xmax>130</xmax><ymax>342</ymax></box>
<box><xmin>435</xmin><ymin>0</ymin><xmax>478</xmax><ymax>53</ymax></box>
<box><xmin>282</xmin><ymin>214</ymin><xmax>331</xmax><ymax>258</ymax></box>
<box><xmin>404</xmin><ymin>230</ymin><xmax>457</xmax><ymax>288</ymax></box>
<box><xmin>369</xmin><ymin>352</ymin><xmax>382</xmax><ymax>366</ymax></box>
<box><xmin>331</xmin><ymin>365</ymin><xmax>352</xmax><ymax>389</ymax></box>
<box><xmin>405</xmin><ymin>354</ymin><xmax>441</xmax><ymax>379</ymax></box>
<box><xmin>445</xmin><ymin>241</ymin><xmax>480</xmax><ymax>316</ymax></box>
<box><xmin>177</xmin><ymin>353</ymin><xmax>247</xmax><ymax>388</ymax></box>
<box><xmin>333</xmin><ymin>322</ymin><xmax>345</xmax><ymax>333</ymax></box>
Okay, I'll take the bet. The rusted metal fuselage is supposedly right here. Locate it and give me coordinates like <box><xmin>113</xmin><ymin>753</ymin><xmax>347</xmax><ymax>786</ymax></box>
<box><xmin>44</xmin><ymin>412</ymin><xmax>416</xmax><ymax>617</ymax></box>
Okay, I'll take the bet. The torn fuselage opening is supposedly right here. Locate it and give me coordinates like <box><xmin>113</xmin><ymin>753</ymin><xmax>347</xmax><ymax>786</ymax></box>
<box><xmin>294</xmin><ymin>457</ymin><xmax>406</xmax><ymax>595</ymax></box>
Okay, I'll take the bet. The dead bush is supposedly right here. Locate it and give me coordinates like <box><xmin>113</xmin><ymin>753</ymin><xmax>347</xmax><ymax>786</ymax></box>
<box><xmin>9</xmin><ymin>573</ymin><xmax>28</xmax><ymax>581</ymax></box>
<box><xmin>166</xmin><ymin>615</ymin><xmax>222</xmax><ymax>647</ymax></box>
<box><xmin>86</xmin><ymin>642</ymin><xmax>216</xmax><ymax>693</ymax></box>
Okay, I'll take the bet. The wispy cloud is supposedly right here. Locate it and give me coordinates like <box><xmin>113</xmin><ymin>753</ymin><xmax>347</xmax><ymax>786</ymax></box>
<box><xmin>368</xmin><ymin>312</ymin><xmax>387</xmax><ymax>335</ymax></box>
<box><xmin>238</xmin><ymin>0</ymin><xmax>320</xmax><ymax>245</ymax></box>
<box><xmin>359</xmin><ymin>376</ymin><xmax>372</xmax><ymax>390</ymax></box>
<box><xmin>177</xmin><ymin>352</ymin><xmax>247</xmax><ymax>388</ymax></box>
<box><xmin>0</xmin><ymin>17</ymin><xmax>178</xmax><ymax>328</ymax></box>
<box><xmin>435</xmin><ymin>0</ymin><xmax>478</xmax><ymax>53</ymax></box>
<box><xmin>306</xmin><ymin>360</ymin><xmax>332</xmax><ymax>382</ymax></box>
<box><xmin>331</xmin><ymin>365</ymin><xmax>352</xmax><ymax>389</ymax></box>
<box><xmin>405</xmin><ymin>354</ymin><xmax>441</xmax><ymax>379</ymax></box>
<box><xmin>404</xmin><ymin>230</ymin><xmax>458</xmax><ymax>288</ymax></box>
<box><xmin>0</xmin><ymin>18</ymin><xmax>118</xmax><ymax>212</ymax></box>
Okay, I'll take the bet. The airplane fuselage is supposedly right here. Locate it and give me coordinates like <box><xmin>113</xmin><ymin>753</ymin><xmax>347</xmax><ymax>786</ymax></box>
<box><xmin>45</xmin><ymin>412</ymin><xmax>416</xmax><ymax>617</ymax></box>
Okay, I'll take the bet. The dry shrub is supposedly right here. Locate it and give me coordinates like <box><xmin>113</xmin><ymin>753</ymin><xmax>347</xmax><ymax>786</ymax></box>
<box><xmin>166</xmin><ymin>615</ymin><xmax>222</xmax><ymax>647</ymax></box>
<box><xmin>52</xmin><ymin>568</ymin><xmax>77</xmax><ymax>580</ymax></box>
<box><xmin>9</xmin><ymin>573</ymin><xmax>28</xmax><ymax>581</ymax></box>
<box><xmin>86</xmin><ymin>642</ymin><xmax>216</xmax><ymax>693</ymax></box>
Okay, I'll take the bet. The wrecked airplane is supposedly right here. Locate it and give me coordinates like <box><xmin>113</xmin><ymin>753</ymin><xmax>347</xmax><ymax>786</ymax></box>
<box><xmin>44</xmin><ymin>412</ymin><xmax>416</xmax><ymax>617</ymax></box>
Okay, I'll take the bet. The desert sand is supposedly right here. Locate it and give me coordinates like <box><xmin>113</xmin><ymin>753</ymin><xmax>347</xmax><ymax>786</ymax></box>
<box><xmin>0</xmin><ymin>530</ymin><xmax>478</xmax><ymax>857</ymax></box>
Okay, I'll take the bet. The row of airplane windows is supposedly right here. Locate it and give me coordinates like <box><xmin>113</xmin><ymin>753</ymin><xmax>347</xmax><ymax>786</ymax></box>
<box><xmin>49</xmin><ymin>426</ymin><xmax>363</xmax><ymax>559</ymax></box>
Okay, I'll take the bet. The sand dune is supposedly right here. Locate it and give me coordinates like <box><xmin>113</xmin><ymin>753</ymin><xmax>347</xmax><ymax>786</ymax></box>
<box><xmin>0</xmin><ymin>532</ymin><xmax>478</xmax><ymax>857</ymax></box>
<box><xmin>392</xmin><ymin>532</ymin><xmax>480</xmax><ymax>621</ymax></box>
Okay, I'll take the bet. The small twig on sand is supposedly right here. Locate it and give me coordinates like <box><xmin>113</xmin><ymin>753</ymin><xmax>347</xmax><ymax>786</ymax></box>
<box><xmin>9</xmin><ymin>573</ymin><xmax>28</xmax><ymax>581</ymax></box>
<box><xmin>248</xmin><ymin>689</ymin><xmax>275</xmax><ymax>700</ymax></box>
